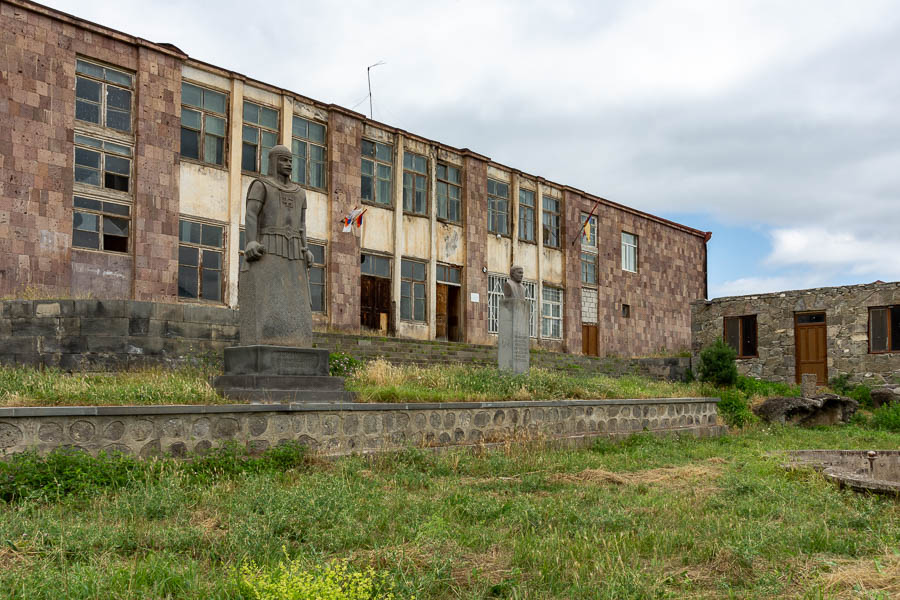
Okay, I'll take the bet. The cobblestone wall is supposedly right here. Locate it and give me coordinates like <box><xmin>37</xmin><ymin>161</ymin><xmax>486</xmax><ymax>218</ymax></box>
<box><xmin>692</xmin><ymin>281</ymin><xmax>900</xmax><ymax>384</ymax></box>
<box><xmin>0</xmin><ymin>398</ymin><xmax>723</xmax><ymax>459</ymax></box>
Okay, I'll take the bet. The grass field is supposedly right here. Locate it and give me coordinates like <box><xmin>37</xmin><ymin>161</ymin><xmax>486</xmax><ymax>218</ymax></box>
<box><xmin>2</xmin><ymin>426</ymin><xmax>899</xmax><ymax>599</ymax></box>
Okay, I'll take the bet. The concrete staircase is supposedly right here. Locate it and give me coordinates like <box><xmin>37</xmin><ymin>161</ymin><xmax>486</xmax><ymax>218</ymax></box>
<box><xmin>311</xmin><ymin>332</ymin><xmax>690</xmax><ymax>381</ymax></box>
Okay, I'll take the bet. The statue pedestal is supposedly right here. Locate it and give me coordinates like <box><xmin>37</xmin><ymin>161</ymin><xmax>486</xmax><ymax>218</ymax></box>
<box><xmin>213</xmin><ymin>346</ymin><xmax>353</xmax><ymax>403</ymax></box>
<box><xmin>498</xmin><ymin>298</ymin><xmax>530</xmax><ymax>374</ymax></box>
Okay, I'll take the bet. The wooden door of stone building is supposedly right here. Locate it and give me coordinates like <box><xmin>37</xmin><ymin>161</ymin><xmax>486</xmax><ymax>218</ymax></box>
<box><xmin>582</xmin><ymin>324</ymin><xmax>598</xmax><ymax>356</ymax></box>
<box><xmin>795</xmin><ymin>312</ymin><xmax>827</xmax><ymax>385</ymax></box>
<box><xmin>361</xmin><ymin>275</ymin><xmax>391</xmax><ymax>332</ymax></box>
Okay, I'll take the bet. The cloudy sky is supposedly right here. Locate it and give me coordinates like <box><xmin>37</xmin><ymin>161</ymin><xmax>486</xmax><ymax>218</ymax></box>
<box><xmin>46</xmin><ymin>0</ymin><xmax>900</xmax><ymax>298</ymax></box>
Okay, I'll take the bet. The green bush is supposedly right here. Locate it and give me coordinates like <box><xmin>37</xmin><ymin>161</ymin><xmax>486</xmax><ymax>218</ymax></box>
<box><xmin>717</xmin><ymin>388</ymin><xmax>755</xmax><ymax>428</ymax></box>
<box><xmin>871</xmin><ymin>402</ymin><xmax>900</xmax><ymax>432</ymax></box>
<box><xmin>697</xmin><ymin>339</ymin><xmax>738</xmax><ymax>387</ymax></box>
<box><xmin>330</xmin><ymin>352</ymin><xmax>363</xmax><ymax>377</ymax></box>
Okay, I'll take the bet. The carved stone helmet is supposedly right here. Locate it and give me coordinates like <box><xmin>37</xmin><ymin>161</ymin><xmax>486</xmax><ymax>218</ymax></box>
<box><xmin>266</xmin><ymin>144</ymin><xmax>292</xmax><ymax>176</ymax></box>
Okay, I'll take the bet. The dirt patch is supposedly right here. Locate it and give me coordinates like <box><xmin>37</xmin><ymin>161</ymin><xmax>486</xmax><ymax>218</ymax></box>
<box><xmin>190</xmin><ymin>510</ymin><xmax>227</xmax><ymax>536</ymax></box>
<box><xmin>551</xmin><ymin>461</ymin><xmax>724</xmax><ymax>490</ymax></box>
<box><xmin>819</xmin><ymin>554</ymin><xmax>900</xmax><ymax>598</ymax></box>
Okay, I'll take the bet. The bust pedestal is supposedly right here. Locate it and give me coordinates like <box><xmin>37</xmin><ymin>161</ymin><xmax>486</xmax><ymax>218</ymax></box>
<box><xmin>498</xmin><ymin>297</ymin><xmax>530</xmax><ymax>374</ymax></box>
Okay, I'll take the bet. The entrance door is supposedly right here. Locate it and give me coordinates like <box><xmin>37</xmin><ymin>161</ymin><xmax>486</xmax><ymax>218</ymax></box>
<box><xmin>795</xmin><ymin>312</ymin><xmax>827</xmax><ymax>385</ymax></box>
<box><xmin>582</xmin><ymin>324</ymin><xmax>598</xmax><ymax>356</ymax></box>
<box><xmin>446</xmin><ymin>286</ymin><xmax>460</xmax><ymax>342</ymax></box>
<box><xmin>361</xmin><ymin>275</ymin><xmax>391</xmax><ymax>332</ymax></box>
<box><xmin>435</xmin><ymin>284</ymin><xmax>461</xmax><ymax>341</ymax></box>
<box><xmin>436</xmin><ymin>284</ymin><xmax>448</xmax><ymax>339</ymax></box>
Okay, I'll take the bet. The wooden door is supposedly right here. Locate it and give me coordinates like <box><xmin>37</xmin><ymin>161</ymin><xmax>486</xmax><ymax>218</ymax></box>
<box><xmin>795</xmin><ymin>312</ymin><xmax>827</xmax><ymax>385</ymax></box>
<box><xmin>361</xmin><ymin>275</ymin><xmax>391</xmax><ymax>332</ymax></box>
<box><xmin>435</xmin><ymin>284</ymin><xmax>448</xmax><ymax>339</ymax></box>
<box><xmin>447</xmin><ymin>286</ymin><xmax>460</xmax><ymax>342</ymax></box>
<box><xmin>582</xmin><ymin>324</ymin><xmax>598</xmax><ymax>356</ymax></box>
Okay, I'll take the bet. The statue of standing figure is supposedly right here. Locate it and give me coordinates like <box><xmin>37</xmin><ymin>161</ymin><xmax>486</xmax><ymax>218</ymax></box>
<box><xmin>498</xmin><ymin>264</ymin><xmax>530</xmax><ymax>374</ymax></box>
<box><xmin>239</xmin><ymin>145</ymin><xmax>314</xmax><ymax>347</ymax></box>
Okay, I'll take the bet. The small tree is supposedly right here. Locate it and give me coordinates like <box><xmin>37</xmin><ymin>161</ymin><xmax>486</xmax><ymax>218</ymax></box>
<box><xmin>698</xmin><ymin>339</ymin><xmax>738</xmax><ymax>387</ymax></box>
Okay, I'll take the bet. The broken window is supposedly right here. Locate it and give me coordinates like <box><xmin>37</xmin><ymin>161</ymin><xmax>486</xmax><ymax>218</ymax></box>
<box><xmin>436</xmin><ymin>163</ymin><xmax>462</xmax><ymax>222</ymax></box>
<box><xmin>292</xmin><ymin>116</ymin><xmax>326</xmax><ymax>189</ymax></box>
<box><xmin>178</xmin><ymin>219</ymin><xmax>225</xmax><ymax>302</ymax></box>
<box><xmin>487</xmin><ymin>179</ymin><xmax>509</xmax><ymax>235</ymax></box>
<box><xmin>361</xmin><ymin>140</ymin><xmax>393</xmax><ymax>206</ymax></box>
<box><xmin>541</xmin><ymin>287</ymin><xmax>563</xmax><ymax>339</ymax></box>
<box><xmin>181</xmin><ymin>82</ymin><xmax>227</xmax><ymax>166</ymax></box>
<box><xmin>71</xmin><ymin>196</ymin><xmax>130</xmax><ymax>253</ymax></box>
<box><xmin>309</xmin><ymin>242</ymin><xmax>326</xmax><ymax>313</ymax></box>
<box><xmin>402</xmin><ymin>152</ymin><xmax>428</xmax><ymax>215</ymax></box>
<box><xmin>400</xmin><ymin>259</ymin><xmax>426</xmax><ymax>321</ymax></box>
<box><xmin>621</xmin><ymin>231</ymin><xmax>638</xmax><ymax>273</ymax></box>
<box><xmin>74</xmin><ymin>134</ymin><xmax>132</xmax><ymax>193</ymax></box>
<box><xmin>724</xmin><ymin>315</ymin><xmax>757</xmax><ymax>357</ymax></box>
<box><xmin>542</xmin><ymin>195</ymin><xmax>560</xmax><ymax>248</ymax></box>
<box><xmin>241</xmin><ymin>101</ymin><xmax>279</xmax><ymax>174</ymax></box>
<box><xmin>870</xmin><ymin>306</ymin><xmax>900</xmax><ymax>353</ymax></box>
<box><xmin>75</xmin><ymin>59</ymin><xmax>133</xmax><ymax>132</ymax></box>
<box><xmin>519</xmin><ymin>188</ymin><xmax>535</xmax><ymax>242</ymax></box>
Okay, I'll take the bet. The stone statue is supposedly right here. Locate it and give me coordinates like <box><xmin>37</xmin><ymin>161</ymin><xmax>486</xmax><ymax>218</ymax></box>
<box><xmin>239</xmin><ymin>145</ymin><xmax>313</xmax><ymax>347</ymax></box>
<box><xmin>502</xmin><ymin>265</ymin><xmax>526</xmax><ymax>299</ymax></box>
<box><xmin>498</xmin><ymin>265</ymin><xmax>530</xmax><ymax>374</ymax></box>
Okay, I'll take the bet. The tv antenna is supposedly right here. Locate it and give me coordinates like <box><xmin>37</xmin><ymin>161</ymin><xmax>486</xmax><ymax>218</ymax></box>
<box><xmin>367</xmin><ymin>61</ymin><xmax>385</xmax><ymax>119</ymax></box>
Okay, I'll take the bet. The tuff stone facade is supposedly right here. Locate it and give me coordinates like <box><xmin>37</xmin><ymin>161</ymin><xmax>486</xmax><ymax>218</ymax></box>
<box><xmin>692</xmin><ymin>281</ymin><xmax>900</xmax><ymax>384</ymax></box>
<box><xmin>2</xmin><ymin>0</ymin><xmax>709</xmax><ymax>359</ymax></box>
<box><xmin>0</xmin><ymin>398</ymin><xmax>724</xmax><ymax>459</ymax></box>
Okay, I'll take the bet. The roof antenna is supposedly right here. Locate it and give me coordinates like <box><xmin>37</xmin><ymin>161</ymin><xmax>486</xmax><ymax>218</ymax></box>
<box><xmin>367</xmin><ymin>61</ymin><xmax>385</xmax><ymax>120</ymax></box>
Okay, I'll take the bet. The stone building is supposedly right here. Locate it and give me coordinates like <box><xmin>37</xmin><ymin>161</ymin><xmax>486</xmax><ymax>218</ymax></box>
<box><xmin>1</xmin><ymin>0</ymin><xmax>710</xmax><ymax>357</ymax></box>
<box><xmin>691</xmin><ymin>281</ymin><xmax>900</xmax><ymax>385</ymax></box>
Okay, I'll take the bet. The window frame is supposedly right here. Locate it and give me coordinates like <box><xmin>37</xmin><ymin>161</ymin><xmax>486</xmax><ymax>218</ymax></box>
<box><xmin>402</xmin><ymin>151</ymin><xmax>429</xmax><ymax>216</ymax></box>
<box><xmin>360</xmin><ymin>252</ymin><xmax>392</xmax><ymax>279</ymax></box>
<box><xmin>723</xmin><ymin>314</ymin><xmax>758</xmax><ymax>358</ymax></box>
<box><xmin>361</xmin><ymin>139</ymin><xmax>394</xmax><ymax>207</ymax></box>
<box><xmin>487</xmin><ymin>273</ymin><xmax>506</xmax><ymax>334</ymax></box>
<box><xmin>542</xmin><ymin>195</ymin><xmax>561</xmax><ymax>248</ymax></box>
<box><xmin>291</xmin><ymin>115</ymin><xmax>327</xmax><ymax>190</ymax></box>
<box><xmin>308</xmin><ymin>241</ymin><xmax>327</xmax><ymax>313</ymax></box>
<box><xmin>524</xmin><ymin>280</ymin><xmax>538</xmax><ymax>338</ymax></box>
<box><xmin>869</xmin><ymin>306</ymin><xmax>900</xmax><ymax>354</ymax></box>
<box><xmin>487</xmin><ymin>178</ymin><xmax>510</xmax><ymax>236</ymax></box>
<box><xmin>580</xmin><ymin>212</ymin><xmax>598</xmax><ymax>248</ymax></box>
<box><xmin>518</xmin><ymin>188</ymin><xmax>536</xmax><ymax>243</ymax></box>
<box><xmin>622</xmin><ymin>231</ymin><xmax>638</xmax><ymax>273</ymax></box>
<box><xmin>73</xmin><ymin>134</ymin><xmax>133</xmax><ymax>196</ymax></box>
<box><xmin>436</xmin><ymin>162</ymin><xmax>462</xmax><ymax>223</ymax></box>
<box><xmin>177</xmin><ymin>218</ymin><xmax>226</xmax><ymax>304</ymax></box>
<box><xmin>180</xmin><ymin>81</ymin><xmax>228</xmax><ymax>168</ymax></box>
<box><xmin>400</xmin><ymin>258</ymin><xmax>427</xmax><ymax>322</ymax></box>
<box><xmin>75</xmin><ymin>58</ymin><xmax>134</xmax><ymax>133</ymax></box>
<box><xmin>241</xmin><ymin>101</ymin><xmax>280</xmax><ymax>175</ymax></box>
<box><xmin>581</xmin><ymin>251</ymin><xmax>598</xmax><ymax>286</ymax></box>
<box><xmin>71</xmin><ymin>195</ymin><xmax>131</xmax><ymax>255</ymax></box>
<box><xmin>541</xmin><ymin>286</ymin><xmax>564</xmax><ymax>340</ymax></box>
<box><xmin>436</xmin><ymin>264</ymin><xmax>462</xmax><ymax>286</ymax></box>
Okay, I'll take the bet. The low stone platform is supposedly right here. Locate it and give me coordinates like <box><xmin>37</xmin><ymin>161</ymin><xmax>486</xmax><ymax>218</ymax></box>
<box><xmin>213</xmin><ymin>345</ymin><xmax>351</xmax><ymax>403</ymax></box>
<box><xmin>0</xmin><ymin>397</ymin><xmax>724</xmax><ymax>459</ymax></box>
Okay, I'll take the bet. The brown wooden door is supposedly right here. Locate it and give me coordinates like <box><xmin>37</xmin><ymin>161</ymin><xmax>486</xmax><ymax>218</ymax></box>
<box><xmin>582</xmin><ymin>324</ymin><xmax>598</xmax><ymax>356</ymax></box>
<box><xmin>447</xmin><ymin>286</ymin><xmax>460</xmax><ymax>342</ymax></box>
<box><xmin>361</xmin><ymin>275</ymin><xmax>391</xmax><ymax>331</ymax></box>
<box><xmin>435</xmin><ymin>284</ymin><xmax>448</xmax><ymax>339</ymax></box>
<box><xmin>795</xmin><ymin>312</ymin><xmax>827</xmax><ymax>385</ymax></box>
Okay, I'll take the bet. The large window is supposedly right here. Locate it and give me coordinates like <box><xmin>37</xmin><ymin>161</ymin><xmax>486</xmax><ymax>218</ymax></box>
<box><xmin>581</xmin><ymin>252</ymin><xmax>598</xmax><ymax>285</ymax></box>
<box><xmin>436</xmin><ymin>163</ymin><xmax>462</xmax><ymax>222</ymax></box>
<box><xmin>71</xmin><ymin>196</ymin><xmax>130</xmax><ymax>254</ymax></box>
<box><xmin>309</xmin><ymin>242</ymin><xmax>326</xmax><ymax>313</ymax></box>
<box><xmin>622</xmin><ymin>232</ymin><xmax>638</xmax><ymax>273</ymax></box>
<box><xmin>241</xmin><ymin>101</ymin><xmax>279</xmax><ymax>174</ymax></box>
<box><xmin>487</xmin><ymin>179</ymin><xmax>510</xmax><ymax>235</ymax></box>
<box><xmin>292</xmin><ymin>116</ymin><xmax>326</xmax><ymax>189</ymax></box>
<box><xmin>541</xmin><ymin>287</ymin><xmax>563</xmax><ymax>339</ymax></box>
<box><xmin>870</xmin><ymin>306</ymin><xmax>900</xmax><ymax>353</ymax></box>
<box><xmin>519</xmin><ymin>188</ymin><xmax>535</xmax><ymax>242</ymax></box>
<box><xmin>181</xmin><ymin>82</ymin><xmax>227</xmax><ymax>166</ymax></box>
<box><xmin>178</xmin><ymin>219</ymin><xmax>225</xmax><ymax>302</ymax></box>
<box><xmin>400</xmin><ymin>259</ymin><xmax>426</xmax><ymax>321</ymax></box>
<box><xmin>75</xmin><ymin>59</ymin><xmax>133</xmax><ymax>132</ymax></box>
<box><xmin>361</xmin><ymin>140</ymin><xmax>393</xmax><ymax>206</ymax></box>
<box><xmin>74</xmin><ymin>134</ymin><xmax>132</xmax><ymax>193</ymax></box>
<box><xmin>402</xmin><ymin>152</ymin><xmax>428</xmax><ymax>215</ymax></box>
<box><xmin>724</xmin><ymin>315</ymin><xmax>758</xmax><ymax>358</ymax></box>
<box><xmin>542</xmin><ymin>196</ymin><xmax>560</xmax><ymax>248</ymax></box>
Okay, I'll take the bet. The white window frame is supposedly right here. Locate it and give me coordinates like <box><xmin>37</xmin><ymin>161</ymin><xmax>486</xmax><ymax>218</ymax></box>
<box><xmin>524</xmin><ymin>280</ymin><xmax>537</xmax><ymax>338</ymax></box>
<box><xmin>622</xmin><ymin>231</ymin><xmax>638</xmax><ymax>273</ymax></box>
<box><xmin>487</xmin><ymin>274</ymin><xmax>506</xmax><ymax>334</ymax></box>
<box><xmin>541</xmin><ymin>287</ymin><xmax>563</xmax><ymax>339</ymax></box>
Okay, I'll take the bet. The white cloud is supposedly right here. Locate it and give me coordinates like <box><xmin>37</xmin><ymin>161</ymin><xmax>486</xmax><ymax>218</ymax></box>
<box><xmin>766</xmin><ymin>228</ymin><xmax>900</xmax><ymax>280</ymax></box>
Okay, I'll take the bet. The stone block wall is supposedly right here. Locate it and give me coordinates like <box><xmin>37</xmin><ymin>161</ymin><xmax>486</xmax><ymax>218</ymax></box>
<box><xmin>0</xmin><ymin>398</ymin><xmax>724</xmax><ymax>459</ymax></box>
<box><xmin>463</xmin><ymin>154</ymin><xmax>489</xmax><ymax>344</ymax></box>
<box><xmin>692</xmin><ymin>281</ymin><xmax>900</xmax><ymax>384</ymax></box>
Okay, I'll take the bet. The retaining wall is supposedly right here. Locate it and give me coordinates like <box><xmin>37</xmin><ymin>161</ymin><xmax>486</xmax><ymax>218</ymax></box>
<box><xmin>0</xmin><ymin>398</ymin><xmax>723</xmax><ymax>459</ymax></box>
<box><xmin>0</xmin><ymin>300</ymin><xmax>690</xmax><ymax>379</ymax></box>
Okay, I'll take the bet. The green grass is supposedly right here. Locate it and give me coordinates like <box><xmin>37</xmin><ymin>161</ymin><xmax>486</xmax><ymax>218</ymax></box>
<box><xmin>2</xmin><ymin>427</ymin><xmax>900</xmax><ymax>599</ymax></box>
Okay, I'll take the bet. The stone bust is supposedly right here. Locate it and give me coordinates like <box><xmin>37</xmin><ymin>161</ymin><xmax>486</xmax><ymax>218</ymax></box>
<box><xmin>502</xmin><ymin>265</ymin><xmax>526</xmax><ymax>300</ymax></box>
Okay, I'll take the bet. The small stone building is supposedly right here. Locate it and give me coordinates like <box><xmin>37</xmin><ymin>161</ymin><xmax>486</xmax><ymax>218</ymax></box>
<box><xmin>691</xmin><ymin>281</ymin><xmax>900</xmax><ymax>385</ymax></box>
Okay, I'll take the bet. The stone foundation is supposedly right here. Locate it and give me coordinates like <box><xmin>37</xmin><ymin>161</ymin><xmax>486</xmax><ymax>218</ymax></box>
<box><xmin>0</xmin><ymin>398</ymin><xmax>723</xmax><ymax>459</ymax></box>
